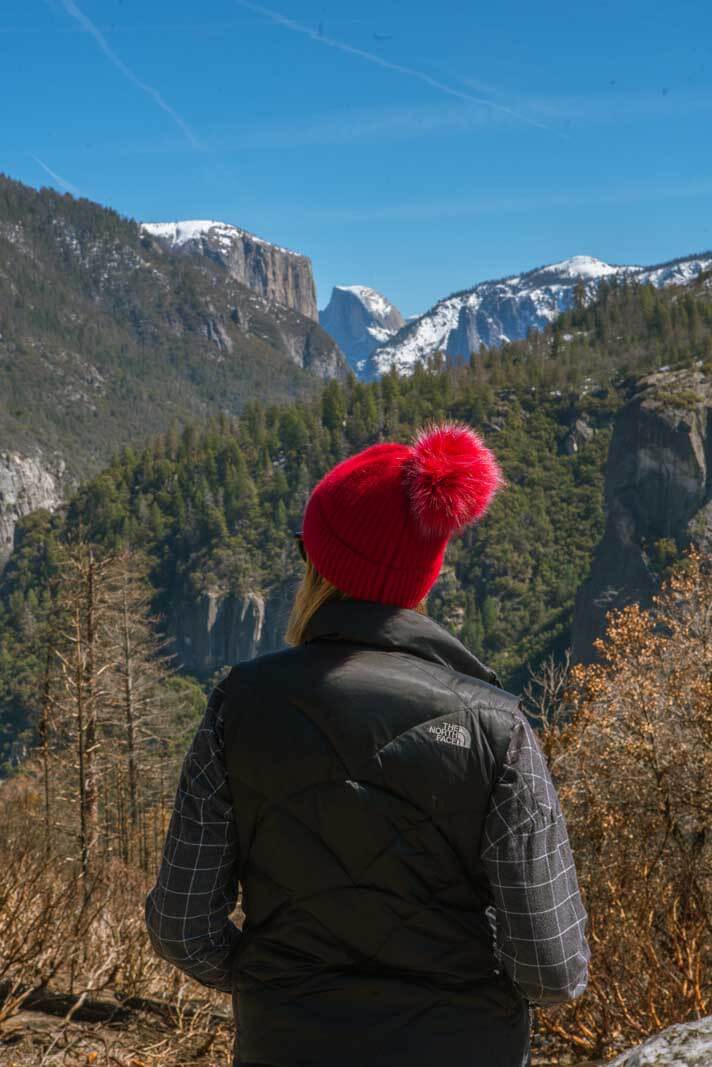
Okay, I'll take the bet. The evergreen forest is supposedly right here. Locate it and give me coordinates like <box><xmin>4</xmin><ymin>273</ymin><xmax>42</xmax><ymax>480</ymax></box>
<box><xmin>3</xmin><ymin>270</ymin><xmax>712</xmax><ymax>761</ymax></box>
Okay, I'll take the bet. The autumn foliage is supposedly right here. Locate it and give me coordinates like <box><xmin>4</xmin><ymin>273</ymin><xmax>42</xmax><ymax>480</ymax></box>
<box><xmin>536</xmin><ymin>551</ymin><xmax>712</xmax><ymax>1060</ymax></box>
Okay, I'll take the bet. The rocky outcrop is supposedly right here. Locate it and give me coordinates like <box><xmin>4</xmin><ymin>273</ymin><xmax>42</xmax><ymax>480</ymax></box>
<box><xmin>169</xmin><ymin>577</ymin><xmax>299</xmax><ymax>675</ymax></box>
<box><xmin>561</xmin><ymin>415</ymin><xmax>595</xmax><ymax>455</ymax></box>
<box><xmin>572</xmin><ymin>369</ymin><xmax>712</xmax><ymax>661</ymax></box>
<box><xmin>142</xmin><ymin>220</ymin><xmax>319</xmax><ymax>321</ymax></box>
<box><xmin>0</xmin><ymin>451</ymin><xmax>66</xmax><ymax>570</ymax></box>
<box><xmin>319</xmin><ymin>285</ymin><xmax>404</xmax><ymax>372</ymax></box>
<box><xmin>250</xmin><ymin>297</ymin><xmax>348</xmax><ymax>380</ymax></box>
<box><xmin>608</xmin><ymin>1015</ymin><xmax>712</xmax><ymax>1065</ymax></box>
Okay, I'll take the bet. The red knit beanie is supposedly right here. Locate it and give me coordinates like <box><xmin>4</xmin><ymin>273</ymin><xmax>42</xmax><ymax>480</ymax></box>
<box><xmin>301</xmin><ymin>422</ymin><xmax>503</xmax><ymax>608</ymax></box>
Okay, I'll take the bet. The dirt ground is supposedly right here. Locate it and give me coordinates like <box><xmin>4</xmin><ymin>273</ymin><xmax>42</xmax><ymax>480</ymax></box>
<box><xmin>0</xmin><ymin>1009</ymin><xmax>604</xmax><ymax>1067</ymax></box>
<box><xmin>0</xmin><ymin>1007</ymin><xmax>233</xmax><ymax>1066</ymax></box>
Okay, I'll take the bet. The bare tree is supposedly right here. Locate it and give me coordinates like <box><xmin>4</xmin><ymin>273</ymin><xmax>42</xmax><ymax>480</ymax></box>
<box><xmin>51</xmin><ymin>541</ymin><xmax>115</xmax><ymax>883</ymax></box>
<box><xmin>0</xmin><ymin>541</ymin><xmax>228</xmax><ymax>1063</ymax></box>
<box><xmin>100</xmin><ymin>548</ymin><xmax>177</xmax><ymax>868</ymax></box>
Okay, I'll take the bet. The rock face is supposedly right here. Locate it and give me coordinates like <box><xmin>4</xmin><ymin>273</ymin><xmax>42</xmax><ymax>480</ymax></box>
<box><xmin>319</xmin><ymin>285</ymin><xmax>405</xmax><ymax>372</ymax></box>
<box><xmin>561</xmin><ymin>415</ymin><xmax>595</xmax><ymax>455</ymax></box>
<box><xmin>224</xmin><ymin>290</ymin><xmax>347</xmax><ymax>380</ymax></box>
<box><xmin>169</xmin><ymin>578</ymin><xmax>299</xmax><ymax>675</ymax></box>
<box><xmin>572</xmin><ymin>369</ymin><xmax>712</xmax><ymax>661</ymax></box>
<box><xmin>0</xmin><ymin>451</ymin><xmax>66</xmax><ymax>570</ymax></box>
<box><xmin>142</xmin><ymin>220</ymin><xmax>319</xmax><ymax>321</ymax></box>
<box><xmin>369</xmin><ymin>252</ymin><xmax>712</xmax><ymax>379</ymax></box>
<box><xmin>608</xmin><ymin>1015</ymin><xmax>712</xmax><ymax>1066</ymax></box>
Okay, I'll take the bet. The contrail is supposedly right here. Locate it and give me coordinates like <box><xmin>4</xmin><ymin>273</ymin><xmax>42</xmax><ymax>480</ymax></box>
<box><xmin>56</xmin><ymin>0</ymin><xmax>202</xmax><ymax>148</ymax></box>
<box><xmin>236</xmin><ymin>0</ymin><xmax>551</xmax><ymax>132</ymax></box>
<box><xmin>32</xmin><ymin>155</ymin><xmax>81</xmax><ymax>195</ymax></box>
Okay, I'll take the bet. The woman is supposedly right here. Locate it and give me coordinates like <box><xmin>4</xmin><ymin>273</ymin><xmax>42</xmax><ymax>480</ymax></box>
<box><xmin>146</xmin><ymin>422</ymin><xmax>590</xmax><ymax>1066</ymax></box>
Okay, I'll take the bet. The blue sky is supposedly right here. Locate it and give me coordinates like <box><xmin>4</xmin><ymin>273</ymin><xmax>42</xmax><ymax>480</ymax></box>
<box><xmin>3</xmin><ymin>0</ymin><xmax>712</xmax><ymax>316</ymax></box>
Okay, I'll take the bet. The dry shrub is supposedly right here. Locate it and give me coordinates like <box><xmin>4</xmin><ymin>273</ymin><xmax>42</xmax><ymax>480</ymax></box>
<box><xmin>0</xmin><ymin>782</ymin><xmax>108</xmax><ymax>1023</ymax></box>
<box><xmin>536</xmin><ymin>551</ymin><xmax>712</xmax><ymax>1060</ymax></box>
<box><xmin>0</xmin><ymin>778</ymin><xmax>232</xmax><ymax>1064</ymax></box>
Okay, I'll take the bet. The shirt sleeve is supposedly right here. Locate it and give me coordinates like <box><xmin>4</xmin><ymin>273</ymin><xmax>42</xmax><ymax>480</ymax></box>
<box><xmin>145</xmin><ymin>677</ymin><xmax>241</xmax><ymax>993</ymax></box>
<box><xmin>480</xmin><ymin>707</ymin><xmax>591</xmax><ymax>1006</ymax></box>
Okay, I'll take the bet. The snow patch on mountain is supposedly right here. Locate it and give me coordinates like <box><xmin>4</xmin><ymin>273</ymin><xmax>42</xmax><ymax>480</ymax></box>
<box><xmin>335</xmin><ymin>285</ymin><xmax>397</xmax><ymax>321</ymax></box>
<box><xmin>539</xmin><ymin>254</ymin><xmax>631</xmax><ymax>280</ymax></box>
<box><xmin>639</xmin><ymin>255</ymin><xmax>712</xmax><ymax>287</ymax></box>
<box><xmin>366</xmin><ymin>252</ymin><xmax>712</xmax><ymax>379</ymax></box>
<box><xmin>141</xmin><ymin>220</ymin><xmax>300</xmax><ymax>257</ymax></box>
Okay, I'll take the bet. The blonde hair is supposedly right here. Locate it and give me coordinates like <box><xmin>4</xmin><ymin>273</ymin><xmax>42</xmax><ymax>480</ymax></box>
<box><xmin>285</xmin><ymin>559</ymin><xmax>427</xmax><ymax>646</ymax></box>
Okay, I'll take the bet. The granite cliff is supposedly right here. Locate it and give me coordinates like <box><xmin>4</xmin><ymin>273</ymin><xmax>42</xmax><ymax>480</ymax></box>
<box><xmin>0</xmin><ymin>451</ymin><xmax>66</xmax><ymax>569</ymax></box>
<box><xmin>572</xmin><ymin>368</ymin><xmax>712</xmax><ymax>661</ymax></box>
<box><xmin>169</xmin><ymin>579</ymin><xmax>299</xmax><ymax>675</ymax></box>
<box><xmin>142</xmin><ymin>220</ymin><xmax>319</xmax><ymax>321</ymax></box>
<box><xmin>319</xmin><ymin>285</ymin><xmax>404</xmax><ymax>371</ymax></box>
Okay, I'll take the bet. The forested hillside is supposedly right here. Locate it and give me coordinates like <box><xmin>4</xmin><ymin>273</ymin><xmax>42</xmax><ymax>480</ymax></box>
<box><xmin>3</xmin><ymin>272</ymin><xmax>711</xmax><ymax>759</ymax></box>
<box><xmin>0</xmin><ymin>175</ymin><xmax>346</xmax><ymax>476</ymax></box>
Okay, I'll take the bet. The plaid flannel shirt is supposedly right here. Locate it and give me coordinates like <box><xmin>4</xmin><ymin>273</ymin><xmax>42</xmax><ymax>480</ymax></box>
<box><xmin>146</xmin><ymin>679</ymin><xmax>590</xmax><ymax>1004</ymax></box>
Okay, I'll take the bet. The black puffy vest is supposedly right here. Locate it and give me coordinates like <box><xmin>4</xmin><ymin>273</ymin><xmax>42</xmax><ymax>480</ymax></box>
<box><xmin>222</xmin><ymin>599</ymin><xmax>531</xmax><ymax>1067</ymax></box>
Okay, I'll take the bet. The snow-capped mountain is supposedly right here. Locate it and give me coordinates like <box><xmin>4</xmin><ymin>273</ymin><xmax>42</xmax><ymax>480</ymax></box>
<box><xmin>319</xmin><ymin>285</ymin><xmax>405</xmax><ymax>372</ymax></box>
<box><xmin>364</xmin><ymin>252</ymin><xmax>712</xmax><ymax>379</ymax></box>
<box><xmin>141</xmin><ymin>220</ymin><xmax>318</xmax><ymax>321</ymax></box>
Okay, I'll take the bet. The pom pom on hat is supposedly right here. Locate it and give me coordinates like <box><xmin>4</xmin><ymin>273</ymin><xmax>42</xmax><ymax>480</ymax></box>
<box><xmin>403</xmin><ymin>422</ymin><xmax>504</xmax><ymax>538</ymax></box>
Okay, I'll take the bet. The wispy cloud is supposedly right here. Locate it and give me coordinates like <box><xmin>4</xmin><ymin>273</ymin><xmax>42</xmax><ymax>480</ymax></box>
<box><xmin>220</xmin><ymin>101</ymin><xmax>502</xmax><ymax>150</ymax></box>
<box><xmin>198</xmin><ymin>82</ymin><xmax>712</xmax><ymax>153</ymax></box>
<box><xmin>289</xmin><ymin>179</ymin><xmax>712</xmax><ymax>226</ymax></box>
<box><xmin>235</xmin><ymin>0</ymin><xmax>551</xmax><ymax>132</ymax></box>
<box><xmin>526</xmin><ymin>89</ymin><xmax>712</xmax><ymax>123</ymax></box>
<box><xmin>55</xmin><ymin>0</ymin><xmax>202</xmax><ymax>149</ymax></box>
<box><xmin>32</xmin><ymin>155</ymin><xmax>81</xmax><ymax>195</ymax></box>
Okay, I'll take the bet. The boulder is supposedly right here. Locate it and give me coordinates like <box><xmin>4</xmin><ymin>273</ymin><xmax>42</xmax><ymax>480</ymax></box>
<box><xmin>608</xmin><ymin>1015</ymin><xmax>712</xmax><ymax>1066</ymax></box>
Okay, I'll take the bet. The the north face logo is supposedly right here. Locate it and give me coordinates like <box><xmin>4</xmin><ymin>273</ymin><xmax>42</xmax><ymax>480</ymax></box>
<box><xmin>426</xmin><ymin>722</ymin><xmax>472</xmax><ymax>749</ymax></box>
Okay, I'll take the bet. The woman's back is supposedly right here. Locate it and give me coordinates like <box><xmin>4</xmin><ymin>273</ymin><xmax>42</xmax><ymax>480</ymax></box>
<box><xmin>224</xmin><ymin>599</ymin><xmax>530</xmax><ymax>1067</ymax></box>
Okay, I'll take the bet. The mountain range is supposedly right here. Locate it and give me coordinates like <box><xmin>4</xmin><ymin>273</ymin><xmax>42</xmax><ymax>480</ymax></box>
<box><xmin>364</xmin><ymin>252</ymin><xmax>712</xmax><ymax>379</ymax></box>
